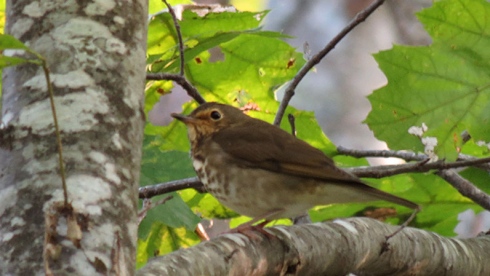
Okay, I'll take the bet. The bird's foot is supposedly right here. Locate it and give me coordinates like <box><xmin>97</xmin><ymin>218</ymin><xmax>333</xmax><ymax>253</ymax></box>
<box><xmin>228</xmin><ymin>220</ymin><xmax>276</xmax><ymax>241</ymax></box>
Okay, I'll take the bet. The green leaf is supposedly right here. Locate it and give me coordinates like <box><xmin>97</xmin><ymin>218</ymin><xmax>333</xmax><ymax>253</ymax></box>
<box><xmin>186</xmin><ymin>33</ymin><xmax>304</xmax><ymax>101</ymax></box>
<box><xmin>0</xmin><ymin>34</ymin><xmax>42</xmax><ymax>69</ymax></box>
<box><xmin>180</xmin><ymin>188</ymin><xmax>238</xmax><ymax>219</ymax></box>
<box><xmin>140</xmin><ymin>140</ymin><xmax>195</xmax><ymax>185</ymax></box>
<box><xmin>365</xmin><ymin>0</ymin><xmax>490</xmax><ymax>160</ymax></box>
<box><xmin>0</xmin><ymin>34</ymin><xmax>29</xmax><ymax>50</ymax></box>
<box><xmin>138</xmin><ymin>193</ymin><xmax>200</xmax><ymax>239</ymax></box>
<box><xmin>0</xmin><ymin>55</ymin><xmax>30</xmax><ymax>69</ymax></box>
<box><xmin>137</xmin><ymin>223</ymin><xmax>199</xmax><ymax>268</ymax></box>
<box><xmin>178</xmin><ymin>10</ymin><xmax>268</xmax><ymax>37</ymax></box>
<box><xmin>147</xmin><ymin>10</ymin><xmax>275</xmax><ymax>73</ymax></box>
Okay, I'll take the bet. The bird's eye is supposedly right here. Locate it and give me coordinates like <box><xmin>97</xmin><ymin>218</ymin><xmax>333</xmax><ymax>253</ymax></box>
<box><xmin>210</xmin><ymin>110</ymin><xmax>222</xmax><ymax>120</ymax></box>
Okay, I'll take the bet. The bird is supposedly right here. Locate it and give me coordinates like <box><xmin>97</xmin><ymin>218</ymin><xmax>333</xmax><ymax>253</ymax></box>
<box><xmin>171</xmin><ymin>102</ymin><xmax>419</xmax><ymax>228</ymax></box>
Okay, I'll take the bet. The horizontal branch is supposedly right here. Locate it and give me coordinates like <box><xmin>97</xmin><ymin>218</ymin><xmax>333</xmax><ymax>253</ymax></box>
<box><xmin>337</xmin><ymin>146</ymin><xmax>427</xmax><ymax>161</ymax></box>
<box><xmin>137</xmin><ymin>217</ymin><xmax>490</xmax><ymax>275</ymax></box>
<box><xmin>337</xmin><ymin>147</ymin><xmax>490</xmax><ymax>171</ymax></box>
<box><xmin>349</xmin><ymin>156</ymin><xmax>490</xmax><ymax>178</ymax></box>
<box><xmin>139</xmin><ymin>177</ymin><xmax>203</xmax><ymax>199</ymax></box>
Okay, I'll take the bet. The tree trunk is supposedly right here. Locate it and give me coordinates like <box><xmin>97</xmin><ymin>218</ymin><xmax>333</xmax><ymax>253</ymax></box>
<box><xmin>0</xmin><ymin>0</ymin><xmax>147</xmax><ymax>274</ymax></box>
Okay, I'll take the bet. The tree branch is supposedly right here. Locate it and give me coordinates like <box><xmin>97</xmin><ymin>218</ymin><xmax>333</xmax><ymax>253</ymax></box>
<box><xmin>139</xmin><ymin>176</ymin><xmax>204</xmax><ymax>199</ymax></box>
<box><xmin>337</xmin><ymin>147</ymin><xmax>490</xmax><ymax>171</ymax></box>
<box><xmin>349</xmin><ymin>157</ymin><xmax>490</xmax><ymax>178</ymax></box>
<box><xmin>337</xmin><ymin>146</ymin><xmax>427</xmax><ymax>161</ymax></box>
<box><xmin>146</xmin><ymin>73</ymin><xmax>206</xmax><ymax>104</ymax></box>
<box><xmin>436</xmin><ymin>170</ymin><xmax>490</xmax><ymax>210</ymax></box>
<box><xmin>273</xmin><ymin>0</ymin><xmax>386</xmax><ymax>126</ymax></box>
<box><xmin>137</xmin><ymin>217</ymin><xmax>490</xmax><ymax>275</ymax></box>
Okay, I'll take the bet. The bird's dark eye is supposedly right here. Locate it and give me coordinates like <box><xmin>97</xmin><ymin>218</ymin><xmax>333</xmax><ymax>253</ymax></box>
<box><xmin>210</xmin><ymin>110</ymin><xmax>222</xmax><ymax>120</ymax></box>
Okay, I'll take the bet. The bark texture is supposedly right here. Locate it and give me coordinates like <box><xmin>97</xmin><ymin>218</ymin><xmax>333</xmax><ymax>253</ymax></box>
<box><xmin>138</xmin><ymin>218</ymin><xmax>490</xmax><ymax>276</ymax></box>
<box><xmin>0</xmin><ymin>0</ymin><xmax>147</xmax><ymax>274</ymax></box>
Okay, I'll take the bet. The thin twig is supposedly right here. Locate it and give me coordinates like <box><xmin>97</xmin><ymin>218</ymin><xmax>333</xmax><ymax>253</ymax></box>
<box><xmin>273</xmin><ymin>0</ymin><xmax>386</xmax><ymax>126</ymax></box>
<box><xmin>349</xmin><ymin>156</ymin><xmax>490</xmax><ymax>178</ymax></box>
<box><xmin>138</xmin><ymin>199</ymin><xmax>153</xmax><ymax>225</ymax></box>
<box><xmin>382</xmin><ymin>206</ymin><xmax>420</xmax><ymax>253</ymax></box>
<box><xmin>338</xmin><ymin>147</ymin><xmax>490</xmax><ymax>172</ymax></box>
<box><xmin>139</xmin><ymin>176</ymin><xmax>204</xmax><ymax>198</ymax></box>
<box><xmin>137</xmin><ymin>195</ymin><xmax>175</xmax><ymax>225</ymax></box>
<box><xmin>162</xmin><ymin>0</ymin><xmax>185</xmax><ymax>76</ymax></box>
<box><xmin>458</xmin><ymin>154</ymin><xmax>490</xmax><ymax>171</ymax></box>
<box><xmin>42</xmin><ymin>59</ymin><xmax>68</xmax><ymax>207</ymax></box>
<box><xmin>337</xmin><ymin>146</ymin><xmax>427</xmax><ymax>162</ymax></box>
<box><xmin>147</xmin><ymin>73</ymin><xmax>206</xmax><ymax>104</ymax></box>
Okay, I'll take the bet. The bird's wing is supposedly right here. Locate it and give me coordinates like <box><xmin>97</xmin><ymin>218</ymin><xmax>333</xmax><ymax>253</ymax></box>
<box><xmin>212</xmin><ymin>120</ymin><xmax>359</xmax><ymax>184</ymax></box>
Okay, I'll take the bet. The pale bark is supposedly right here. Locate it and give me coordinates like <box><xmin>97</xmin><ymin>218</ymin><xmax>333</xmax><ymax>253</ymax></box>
<box><xmin>0</xmin><ymin>0</ymin><xmax>147</xmax><ymax>274</ymax></box>
<box><xmin>138</xmin><ymin>218</ymin><xmax>490</xmax><ymax>276</ymax></box>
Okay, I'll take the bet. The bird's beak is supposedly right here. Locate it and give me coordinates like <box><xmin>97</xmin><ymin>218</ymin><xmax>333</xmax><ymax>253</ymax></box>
<box><xmin>171</xmin><ymin>113</ymin><xmax>196</xmax><ymax>125</ymax></box>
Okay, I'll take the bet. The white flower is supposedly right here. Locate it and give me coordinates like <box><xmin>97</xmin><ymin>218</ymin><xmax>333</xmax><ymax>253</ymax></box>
<box><xmin>408</xmin><ymin>122</ymin><xmax>429</xmax><ymax>137</ymax></box>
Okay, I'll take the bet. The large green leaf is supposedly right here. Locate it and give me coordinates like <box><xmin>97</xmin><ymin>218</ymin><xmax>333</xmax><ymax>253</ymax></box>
<box><xmin>185</xmin><ymin>32</ymin><xmax>303</xmax><ymax>101</ymax></box>
<box><xmin>139</xmin><ymin>138</ymin><xmax>200</xmax><ymax>238</ymax></box>
<box><xmin>147</xmin><ymin>10</ymin><xmax>271</xmax><ymax>73</ymax></box>
<box><xmin>365</xmin><ymin>0</ymin><xmax>490</xmax><ymax>160</ymax></box>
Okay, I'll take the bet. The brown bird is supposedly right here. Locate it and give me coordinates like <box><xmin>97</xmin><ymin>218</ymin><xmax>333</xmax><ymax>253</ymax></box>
<box><xmin>172</xmin><ymin>102</ymin><xmax>418</xmax><ymax>227</ymax></box>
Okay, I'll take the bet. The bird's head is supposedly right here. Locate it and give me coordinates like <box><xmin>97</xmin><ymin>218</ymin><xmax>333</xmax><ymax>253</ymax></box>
<box><xmin>171</xmin><ymin>102</ymin><xmax>248</xmax><ymax>142</ymax></box>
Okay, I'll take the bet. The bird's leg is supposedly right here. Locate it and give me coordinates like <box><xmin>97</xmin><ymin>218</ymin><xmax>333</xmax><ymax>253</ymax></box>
<box><xmin>380</xmin><ymin>206</ymin><xmax>420</xmax><ymax>254</ymax></box>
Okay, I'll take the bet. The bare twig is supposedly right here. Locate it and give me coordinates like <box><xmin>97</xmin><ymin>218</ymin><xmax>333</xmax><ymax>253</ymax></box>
<box><xmin>273</xmin><ymin>0</ymin><xmax>386</xmax><ymax>126</ymax></box>
<box><xmin>162</xmin><ymin>0</ymin><xmax>185</xmax><ymax>76</ymax></box>
<box><xmin>459</xmin><ymin>154</ymin><xmax>490</xmax><ymax>171</ymax></box>
<box><xmin>337</xmin><ymin>146</ymin><xmax>427</xmax><ymax>162</ymax></box>
<box><xmin>139</xmin><ymin>176</ymin><xmax>204</xmax><ymax>199</ymax></box>
<box><xmin>146</xmin><ymin>73</ymin><xmax>206</xmax><ymax>104</ymax></box>
<box><xmin>436</xmin><ymin>170</ymin><xmax>490</xmax><ymax>210</ymax></box>
<box><xmin>349</xmin><ymin>157</ymin><xmax>490</xmax><ymax>178</ymax></box>
<box><xmin>338</xmin><ymin>147</ymin><xmax>490</xmax><ymax>172</ymax></box>
<box><xmin>138</xmin><ymin>199</ymin><xmax>153</xmax><ymax>225</ymax></box>
<box><xmin>41</xmin><ymin>59</ymin><xmax>69</xmax><ymax>207</ymax></box>
<box><xmin>138</xmin><ymin>196</ymin><xmax>175</xmax><ymax>225</ymax></box>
